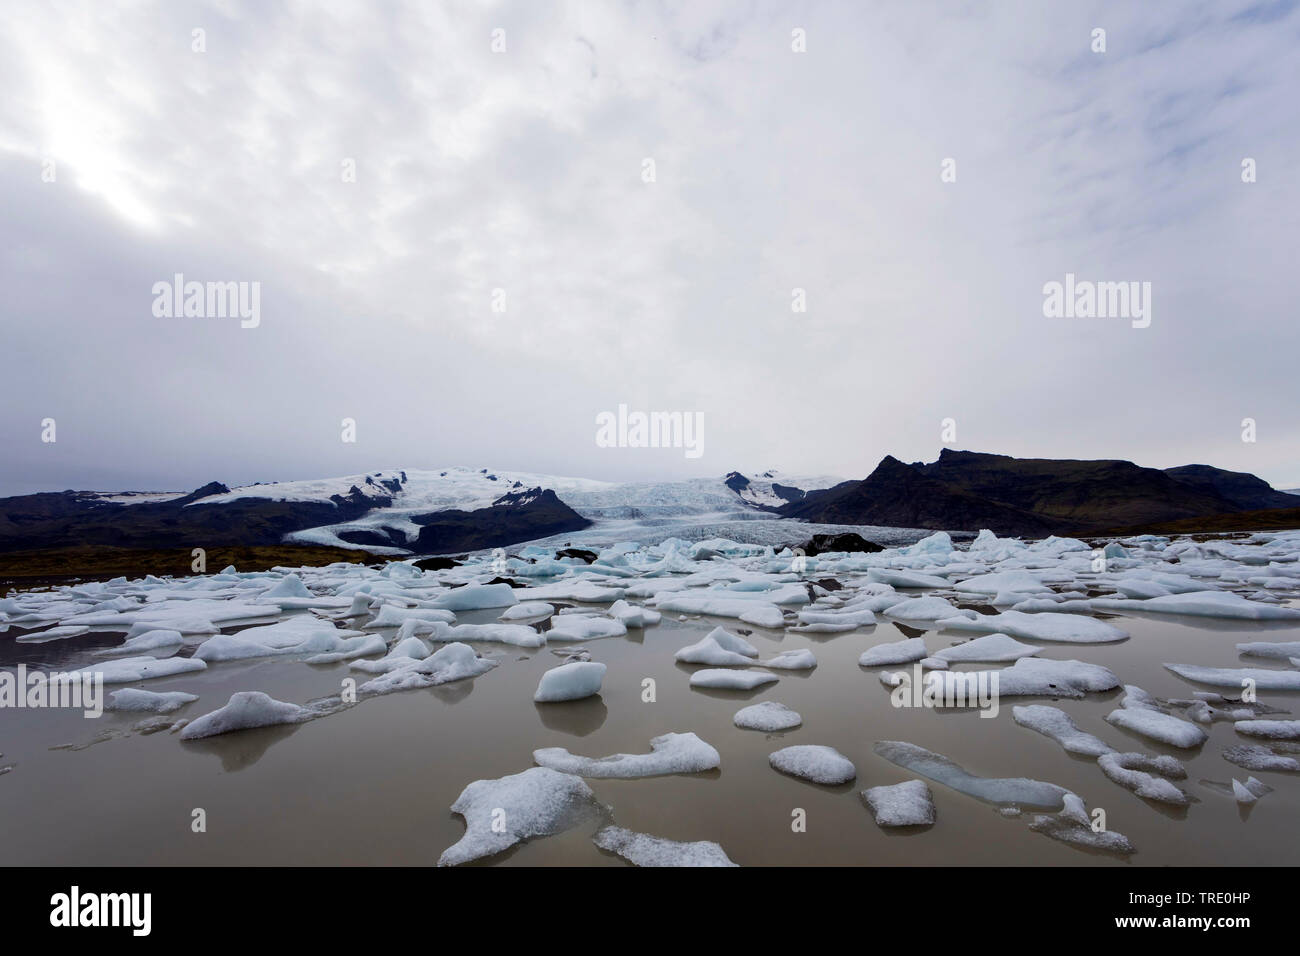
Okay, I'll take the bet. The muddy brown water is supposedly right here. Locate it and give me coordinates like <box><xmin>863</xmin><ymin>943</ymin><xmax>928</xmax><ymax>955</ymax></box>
<box><xmin>1</xmin><ymin>602</ymin><xmax>1298</xmax><ymax>866</ymax></box>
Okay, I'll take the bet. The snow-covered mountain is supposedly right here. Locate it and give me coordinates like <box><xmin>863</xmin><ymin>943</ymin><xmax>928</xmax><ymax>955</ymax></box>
<box><xmin>214</xmin><ymin>466</ymin><xmax>844</xmax><ymax>553</ymax></box>
<box><xmin>55</xmin><ymin>466</ymin><xmax>847</xmax><ymax>555</ymax></box>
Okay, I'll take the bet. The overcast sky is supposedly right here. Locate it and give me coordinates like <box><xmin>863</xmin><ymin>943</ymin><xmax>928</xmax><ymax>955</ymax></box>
<box><xmin>2</xmin><ymin>0</ymin><xmax>1298</xmax><ymax>496</ymax></box>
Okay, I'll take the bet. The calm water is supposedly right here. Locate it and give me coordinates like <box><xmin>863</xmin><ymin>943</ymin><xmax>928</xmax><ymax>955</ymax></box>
<box><xmin>1</xmin><ymin>602</ymin><xmax>1298</xmax><ymax>866</ymax></box>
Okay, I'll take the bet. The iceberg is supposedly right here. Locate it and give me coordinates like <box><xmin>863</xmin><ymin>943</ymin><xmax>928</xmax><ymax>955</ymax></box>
<box><xmin>534</xmin><ymin>732</ymin><xmax>720</xmax><ymax>778</ymax></box>
<box><xmin>769</xmin><ymin>745</ymin><xmax>857</xmax><ymax>785</ymax></box>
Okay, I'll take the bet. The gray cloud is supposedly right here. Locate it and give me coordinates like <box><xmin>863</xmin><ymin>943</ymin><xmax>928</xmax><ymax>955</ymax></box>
<box><xmin>1</xmin><ymin>0</ymin><xmax>1297</xmax><ymax>495</ymax></box>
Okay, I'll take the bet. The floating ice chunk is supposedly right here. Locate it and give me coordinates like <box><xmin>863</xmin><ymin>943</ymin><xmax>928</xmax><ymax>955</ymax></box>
<box><xmin>534</xmin><ymin>661</ymin><xmax>606</xmax><ymax>702</ymax></box>
<box><xmin>70</xmin><ymin>655</ymin><xmax>207</xmax><ymax>684</ymax></box>
<box><xmin>905</xmin><ymin>531</ymin><xmax>954</xmax><ymax>556</ymax></box>
<box><xmin>1094</xmin><ymin>590</ymin><xmax>1300</xmax><ymax>620</ymax></box>
<box><xmin>301</xmin><ymin>633</ymin><xmax>388</xmax><ymax>664</ymax></box>
<box><xmin>14</xmin><ymin>625</ymin><xmax>91</xmax><ymax>644</ymax></box>
<box><xmin>341</xmin><ymin>593</ymin><xmax>377</xmax><ymax>617</ymax></box>
<box><xmin>427</xmin><ymin>622</ymin><xmax>547</xmax><ymax>648</ymax></box>
<box><xmin>1098</xmin><ymin>752</ymin><xmax>1190</xmax><ymax>804</ymax></box>
<box><xmin>546</xmin><ymin>616</ymin><xmax>627</xmax><ymax>642</ymax></box>
<box><xmin>968</xmin><ymin>529</ymin><xmax>1009</xmax><ymax>552</ymax></box>
<box><xmin>438</xmin><ymin>767</ymin><xmax>604</xmax><ymax>866</ymax></box>
<box><xmin>534</xmin><ymin>731</ymin><xmax>721</xmax><ymax>778</ymax></box>
<box><xmin>520</xmin><ymin>581</ymin><xmax>627</xmax><ymax>603</ymax></box>
<box><xmin>674</xmin><ymin>627</ymin><xmax>758</xmax><ymax>665</ymax></box>
<box><xmin>934</xmin><ymin>633</ymin><xmax>1040</xmax><ymax>663</ymax></box>
<box><xmin>674</xmin><ymin>639</ymin><xmax>752</xmax><ymax>668</ymax></box>
<box><xmin>1168</xmin><ymin>692</ymin><xmax>1286</xmax><ymax>724</ymax></box>
<box><xmin>1029</xmin><ymin>793</ymin><xmax>1134</xmax><ymax>855</ymax></box>
<box><xmin>790</xmin><ymin>608</ymin><xmax>877</xmax><ymax>632</ymax></box>
<box><xmin>1236</xmin><ymin>640</ymin><xmax>1300</xmax><ymax>661</ymax></box>
<box><xmin>936</xmin><ymin>610</ymin><xmax>1128</xmax><ymax>644</ymax></box>
<box><xmin>259</xmin><ymin>574</ymin><xmax>311</xmax><ymax>600</ymax></box>
<box><xmin>862</xmin><ymin>780</ymin><xmax>935</xmax><ymax>826</ymax></box>
<box><xmin>1106</xmin><ymin>707</ymin><xmax>1208</xmax><ymax>748</ymax></box>
<box><xmin>859</xmin><ymin>637</ymin><xmax>928</xmax><ymax>667</ymax></box>
<box><xmin>349</xmin><ymin>636</ymin><xmax>432</xmax><ymax>673</ymax></box>
<box><xmin>954</xmin><ymin>571</ymin><xmax>1052</xmax><ymax>596</ymax></box>
<box><xmin>653</xmin><ymin>595</ymin><xmax>785</xmax><ymax>629</ymax></box>
<box><xmin>1012</xmin><ymin>705</ymin><xmax>1115</xmax><ymax>756</ymax></box>
<box><xmin>1233</xmin><ymin>779</ymin><xmax>1259</xmax><ymax>803</ymax></box>
<box><xmin>873</xmin><ymin>741</ymin><xmax>1069</xmax><ymax>810</ymax></box>
<box><xmin>867</xmin><ymin>569</ymin><xmax>951</xmax><ymax>589</ymax></box>
<box><xmin>607</xmin><ymin>599</ymin><xmax>661</xmax><ymax>628</ymax></box>
<box><xmin>1239</xmin><ymin>777</ymin><xmax>1272</xmax><ymax>802</ymax></box>
<box><xmin>106</xmin><ymin>688</ymin><xmax>198</xmax><ymax>714</ymax></box>
<box><xmin>882</xmin><ymin>596</ymin><xmax>975</xmax><ymax>623</ymax></box>
<box><xmin>593</xmin><ymin>824</ymin><xmax>736</xmax><ymax>867</ymax></box>
<box><xmin>1116</xmin><ymin>685</ymin><xmax>1163</xmax><ymax>711</ymax></box>
<box><xmin>194</xmin><ymin>629</ymin><xmax>354</xmax><ymax>662</ymax></box>
<box><xmin>367</xmin><ymin>606</ymin><xmax>456</xmax><ymax>628</ymax></box>
<box><xmin>769</xmin><ymin>745</ymin><xmax>856</xmax><ymax>785</ymax></box>
<box><xmin>499</xmin><ymin>602</ymin><xmax>555</xmax><ymax>622</ymax></box>
<box><xmin>761</xmin><ymin>649</ymin><xmax>817</xmax><ymax>670</ymax></box>
<box><xmin>180</xmin><ymin>691</ymin><xmax>310</xmax><ymax>739</ymax></box>
<box><xmin>928</xmin><ymin>657</ymin><xmax>1120</xmax><ymax>699</ymax></box>
<box><xmin>1234</xmin><ymin>720</ymin><xmax>1300</xmax><ymax>740</ymax></box>
<box><xmin>1163</xmin><ymin>663</ymin><xmax>1300</xmax><ymax>691</ymax></box>
<box><xmin>430</xmin><ymin>584</ymin><xmax>518</xmax><ymax>611</ymax></box>
<box><xmin>733</xmin><ymin>701</ymin><xmax>802</xmax><ymax>731</ymax></box>
<box><xmin>1110</xmin><ymin>578</ymin><xmax>1171</xmax><ymax>599</ymax></box>
<box><xmin>65</xmin><ymin>598</ymin><xmax>275</xmax><ymax>630</ymax></box>
<box><xmin>1222</xmin><ymin>745</ymin><xmax>1300</xmax><ymax>772</ymax></box>
<box><xmin>98</xmin><ymin>628</ymin><xmax>185</xmax><ymax>656</ymax></box>
<box><xmin>689</xmin><ymin>669</ymin><xmax>779</xmax><ymax>690</ymax></box>
<box><xmin>1010</xmin><ymin>598</ymin><xmax>1095</xmax><ymax>615</ymax></box>
<box><xmin>360</xmin><ymin>642</ymin><xmax>497</xmax><ymax>695</ymax></box>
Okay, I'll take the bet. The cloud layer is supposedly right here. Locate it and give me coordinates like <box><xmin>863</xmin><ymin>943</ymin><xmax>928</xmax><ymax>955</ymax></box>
<box><xmin>2</xmin><ymin>0</ymin><xmax>1298</xmax><ymax>494</ymax></box>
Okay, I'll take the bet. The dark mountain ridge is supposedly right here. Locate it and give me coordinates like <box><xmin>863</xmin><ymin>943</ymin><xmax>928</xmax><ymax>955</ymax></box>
<box><xmin>781</xmin><ymin>449</ymin><xmax>1297</xmax><ymax>537</ymax></box>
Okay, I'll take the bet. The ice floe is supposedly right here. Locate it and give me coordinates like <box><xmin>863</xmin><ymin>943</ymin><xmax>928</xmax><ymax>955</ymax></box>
<box><xmin>1105</xmin><ymin>686</ymin><xmax>1208</xmax><ymax>748</ymax></box>
<box><xmin>534</xmin><ymin>732</ymin><xmax>720</xmax><ymax>777</ymax></box>
<box><xmin>733</xmin><ymin>701</ymin><xmax>802</xmax><ymax>731</ymax></box>
<box><xmin>935</xmin><ymin>610</ymin><xmax>1128</xmax><ymax>644</ymax></box>
<box><xmin>674</xmin><ymin>626</ymin><xmax>759</xmax><ymax>665</ymax></box>
<box><xmin>1234</xmin><ymin>720</ymin><xmax>1300</xmax><ymax>740</ymax></box>
<box><xmin>873</xmin><ymin>741</ymin><xmax>1069</xmax><ymax>809</ymax></box>
<box><xmin>1028</xmin><ymin>793</ymin><xmax>1134</xmax><ymax>855</ymax></box>
<box><xmin>1098</xmin><ymin>752</ymin><xmax>1191</xmax><ymax>804</ymax></box>
<box><xmin>180</xmin><ymin>691</ymin><xmax>312</xmax><ymax>739</ymax></box>
<box><xmin>71</xmin><ymin>655</ymin><xmax>207</xmax><ymax>684</ymax></box>
<box><xmin>359</xmin><ymin>642</ymin><xmax>497</xmax><ymax>695</ymax></box>
<box><xmin>859</xmin><ymin>637</ymin><xmax>928</xmax><ymax>667</ymax></box>
<box><xmin>106</xmin><ymin>688</ymin><xmax>199</xmax><ymax>714</ymax></box>
<box><xmin>1012</xmin><ymin>705</ymin><xmax>1115</xmax><ymax>756</ymax></box>
<box><xmin>933</xmin><ymin>633</ymin><xmax>1040</xmax><ymax>663</ymax></box>
<box><xmin>1222</xmin><ymin>745</ymin><xmax>1300</xmax><ymax>772</ymax></box>
<box><xmin>593</xmin><ymin>825</ymin><xmax>736</xmax><ymax>867</ymax></box>
<box><xmin>1092</xmin><ymin>590</ymin><xmax>1300</xmax><ymax>621</ymax></box>
<box><xmin>769</xmin><ymin>745</ymin><xmax>857</xmax><ymax>785</ymax></box>
<box><xmin>1164</xmin><ymin>663</ymin><xmax>1300</xmax><ymax>691</ymax></box>
<box><xmin>689</xmin><ymin>669</ymin><xmax>780</xmax><ymax>690</ymax></box>
<box><xmin>862</xmin><ymin>779</ymin><xmax>935</xmax><ymax>826</ymax></box>
<box><xmin>499</xmin><ymin>601</ymin><xmax>555</xmax><ymax>622</ymax></box>
<box><xmin>534</xmin><ymin>661</ymin><xmax>606</xmax><ymax>702</ymax></box>
<box><xmin>438</xmin><ymin>767</ymin><xmax>605</xmax><ymax>866</ymax></box>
